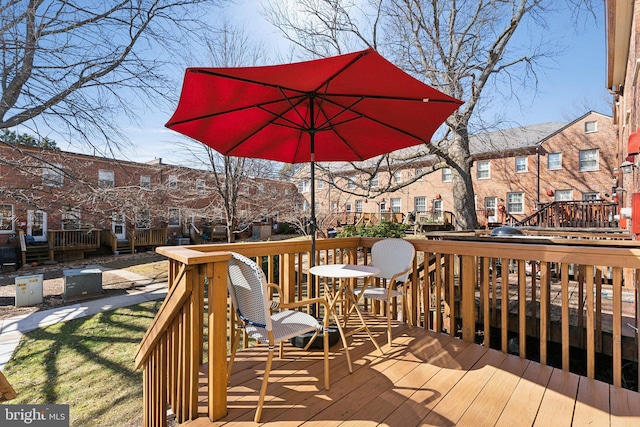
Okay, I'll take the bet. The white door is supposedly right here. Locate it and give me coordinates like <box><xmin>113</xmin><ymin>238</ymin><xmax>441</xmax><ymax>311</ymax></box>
<box><xmin>112</xmin><ymin>212</ymin><xmax>126</xmax><ymax>240</ymax></box>
<box><xmin>27</xmin><ymin>210</ymin><xmax>47</xmax><ymax>242</ymax></box>
<box><xmin>485</xmin><ymin>197</ymin><xmax>498</xmax><ymax>223</ymax></box>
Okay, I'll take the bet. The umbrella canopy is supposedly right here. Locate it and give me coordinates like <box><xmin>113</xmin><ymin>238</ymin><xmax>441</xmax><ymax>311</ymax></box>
<box><xmin>166</xmin><ymin>48</ymin><xmax>463</xmax><ymax>275</ymax></box>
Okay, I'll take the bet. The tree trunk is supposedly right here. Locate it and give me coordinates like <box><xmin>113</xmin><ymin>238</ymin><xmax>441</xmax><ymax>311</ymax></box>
<box><xmin>450</xmin><ymin>130</ymin><xmax>478</xmax><ymax>230</ymax></box>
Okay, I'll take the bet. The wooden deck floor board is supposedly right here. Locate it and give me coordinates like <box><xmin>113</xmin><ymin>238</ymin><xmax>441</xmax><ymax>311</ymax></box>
<box><xmin>455</xmin><ymin>354</ymin><xmax>530</xmax><ymax>427</ymax></box>
<box><xmin>494</xmin><ymin>361</ymin><xmax>553</xmax><ymax>426</ymax></box>
<box><xmin>181</xmin><ymin>318</ymin><xmax>640</xmax><ymax>427</ymax></box>
<box><xmin>533</xmin><ymin>369</ymin><xmax>580</xmax><ymax>427</ymax></box>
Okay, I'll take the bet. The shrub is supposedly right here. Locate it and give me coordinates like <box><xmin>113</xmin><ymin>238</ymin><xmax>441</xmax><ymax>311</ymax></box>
<box><xmin>337</xmin><ymin>222</ymin><xmax>408</xmax><ymax>238</ymax></box>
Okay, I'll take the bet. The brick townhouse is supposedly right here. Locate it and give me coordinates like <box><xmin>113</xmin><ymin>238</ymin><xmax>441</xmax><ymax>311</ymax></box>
<box><xmin>607</xmin><ymin>0</ymin><xmax>640</xmax><ymax>234</ymax></box>
<box><xmin>294</xmin><ymin>111</ymin><xmax>617</xmax><ymax>230</ymax></box>
<box><xmin>0</xmin><ymin>144</ymin><xmax>298</xmax><ymax>248</ymax></box>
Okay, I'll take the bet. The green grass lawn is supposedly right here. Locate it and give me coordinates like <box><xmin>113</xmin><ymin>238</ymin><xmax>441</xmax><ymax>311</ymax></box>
<box><xmin>1</xmin><ymin>300</ymin><xmax>162</xmax><ymax>427</ymax></box>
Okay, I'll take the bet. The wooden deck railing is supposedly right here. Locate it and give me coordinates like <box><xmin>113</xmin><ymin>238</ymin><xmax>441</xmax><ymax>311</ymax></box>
<box><xmin>101</xmin><ymin>229</ymin><xmax>118</xmax><ymax>253</ymax></box>
<box><xmin>138</xmin><ymin>235</ymin><xmax>640</xmax><ymax>426</ymax></box>
<box><xmin>512</xmin><ymin>200</ymin><xmax>619</xmax><ymax>228</ymax></box>
<box><xmin>128</xmin><ymin>228</ymin><xmax>167</xmax><ymax>249</ymax></box>
<box><xmin>48</xmin><ymin>229</ymin><xmax>101</xmax><ymax>253</ymax></box>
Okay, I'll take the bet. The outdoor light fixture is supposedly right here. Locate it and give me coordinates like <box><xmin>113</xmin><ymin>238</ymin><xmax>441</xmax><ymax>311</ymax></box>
<box><xmin>620</xmin><ymin>160</ymin><xmax>634</xmax><ymax>174</ymax></box>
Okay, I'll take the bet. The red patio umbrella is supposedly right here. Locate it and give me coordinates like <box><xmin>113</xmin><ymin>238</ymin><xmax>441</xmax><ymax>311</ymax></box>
<box><xmin>165</xmin><ymin>47</ymin><xmax>463</xmax><ymax>268</ymax></box>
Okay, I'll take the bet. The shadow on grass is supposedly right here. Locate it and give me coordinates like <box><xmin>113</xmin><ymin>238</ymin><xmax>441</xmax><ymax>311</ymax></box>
<box><xmin>4</xmin><ymin>300</ymin><xmax>162</xmax><ymax>426</ymax></box>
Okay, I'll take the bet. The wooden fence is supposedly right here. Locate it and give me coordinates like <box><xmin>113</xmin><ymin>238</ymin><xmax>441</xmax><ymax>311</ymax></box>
<box><xmin>136</xmin><ymin>236</ymin><xmax>640</xmax><ymax>426</ymax></box>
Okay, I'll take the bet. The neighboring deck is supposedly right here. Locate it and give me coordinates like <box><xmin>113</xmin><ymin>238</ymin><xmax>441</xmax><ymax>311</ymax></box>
<box><xmin>183</xmin><ymin>318</ymin><xmax>640</xmax><ymax>427</ymax></box>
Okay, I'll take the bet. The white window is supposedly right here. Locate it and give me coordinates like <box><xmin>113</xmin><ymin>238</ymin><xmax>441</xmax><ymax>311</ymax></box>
<box><xmin>348</xmin><ymin>177</ymin><xmax>356</xmax><ymax>189</ymax></box>
<box><xmin>168</xmin><ymin>208</ymin><xmax>180</xmax><ymax>226</ymax></box>
<box><xmin>415</xmin><ymin>197</ymin><xmax>426</xmax><ymax>213</ymax></box>
<box><xmin>515</xmin><ymin>157</ymin><xmax>528</xmax><ymax>173</ymax></box>
<box><xmin>196</xmin><ymin>179</ymin><xmax>205</xmax><ymax>195</ymax></box>
<box><xmin>169</xmin><ymin>175</ymin><xmax>178</xmax><ymax>189</ymax></box>
<box><xmin>394</xmin><ymin>171</ymin><xmax>402</xmax><ymax>183</ymax></box>
<box><xmin>554</xmin><ymin>190</ymin><xmax>573</xmax><ymax>201</ymax></box>
<box><xmin>345</xmin><ymin>202</ymin><xmax>352</xmax><ymax>213</ymax></box>
<box><xmin>43</xmin><ymin>164</ymin><xmax>64</xmax><ymax>186</ymax></box>
<box><xmin>331</xmin><ymin>201</ymin><xmax>338</xmax><ymax>213</ymax></box>
<box><xmin>579</xmin><ymin>148</ymin><xmax>599</xmax><ymax>171</ymax></box>
<box><xmin>140</xmin><ymin>175</ymin><xmax>151</xmax><ymax>189</ymax></box>
<box><xmin>379</xmin><ymin>201</ymin><xmax>387</xmax><ymax>212</ymax></box>
<box><xmin>98</xmin><ymin>170</ymin><xmax>114</xmax><ymax>188</ymax></box>
<box><xmin>585</xmin><ymin>121</ymin><xmax>598</xmax><ymax>133</ymax></box>
<box><xmin>477</xmin><ymin>161</ymin><xmax>490</xmax><ymax>179</ymax></box>
<box><xmin>391</xmin><ymin>198</ymin><xmax>401</xmax><ymax>213</ymax></box>
<box><xmin>507</xmin><ymin>192</ymin><xmax>525</xmax><ymax>214</ymax></box>
<box><xmin>62</xmin><ymin>207</ymin><xmax>81</xmax><ymax>230</ymax></box>
<box><xmin>135</xmin><ymin>209</ymin><xmax>151</xmax><ymax>229</ymax></box>
<box><xmin>370</xmin><ymin>174</ymin><xmax>379</xmax><ymax>187</ymax></box>
<box><xmin>583</xmin><ymin>192</ymin><xmax>599</xmax><ymax>200</ymax></box>
<box><xmin>415</xmin><ymin>168</ymin><xmax>424</xmax><ymax>181</ymax></box>
<box><xmin>432</xmin><ymin>199</ymin><xmax>443</xmax><ymax>214</ymax></box>
<box><xmin>355</xmin><ymin>200</ymin><xmax>363</xmax><ymax>213</ymax></box>
<box><xmin>442</xmin><ymin>168</ymin><xmax>452</xmax><ymax>182</ymax></box>
<box><xmin>302</xmin><ymin>200</ymin><xmax>309</xmax><ymax>213</ymax></box>
<box><xmin>317</xmin><ymin>179</ymin><xmax>323</xmax><ymax>190</ymax></box>
<box><xmin>548</xmin><ymin>153</ymin><xmax>562</xmax><ymax>170</ymax></box>
<box><xmin>0</xmin><ymin>204</ymin><xmax>14</xmax><ymax>232</ymax></box>
<box><xmin>298</xmin><ymin>180</ymin><xmax>310</xmax><ymax>193</ymax></box>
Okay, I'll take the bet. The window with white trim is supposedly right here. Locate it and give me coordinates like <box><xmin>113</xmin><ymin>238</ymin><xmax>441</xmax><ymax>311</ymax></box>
<box><xmin>62</xmin><ymin>207</ymin><xmax>81</xmax><ymax>230</ymax></box>
<box><xmin>585</xmin><ymin>121</ymin><xmax>598</xmax><ymax>133</ymax></box>
<box><xmin>345</xmin><ymin>202</ymin><xmax>352</xmax><ymax>213</ymax></box>
<box><xmin>414</xmin><ymin>196</ymin><xmax>426</xmax><ymax>213</ymax></box>
<box><xmin>297</xmin><ymin>180</ymin><xmax>310</xmax><ymax>193</ymax></box>
<box><xmin>196</xmin><ymin>179</ymin><xmax>205</xmax><ymax>195</ymax></box>
<box><xmin>135</xmin><ymin>209</ymin><xmax>151</xmax><ymax>229</ymax></box>
<box><xmin>477</xmin><ymin>161</ymin><xmax>490</xmax><ymax>179</ymax></box>
<box><xmin>394</xmin><ymin>171</ymin><xmax>402</xmax><ymax>183</ymax></box>
<box><xmin>168</xmin><ymin>208</ymin><xmax>180</xmax><ymax>226</ymax></box>
<box><xmin>442</xmin><ymin>168</ymin><xmax>452</xmax><ymax>182</ymax></box>
<box><xmin>548</xmin><ymin>153</ymin><xmax>562</xmax><ymax>170</ymax></box>
<box><xmin>0</xmin><ymin>204</ymin><xmax>14</xmax><ymax>232</ymax></box>
<box><xmin>140</xmin><ymin>175</ymin><xmax>151</xmax><ymax>189</ymax></box>
<box><xmin>515</xmin><ymin>157</ymin><xmax>528</xmax><ymax>173</ymax></box>
<box><xmin>554</xmin><ymin>190</ymin><xmax>573</xmax><ymax>201</ymax></box>
<box><xmin>355</xmin><ymin>200</ymin><xmax>363</xmax><ymax>213</ymax></box>
<box><xmin>507</xmin><ymin>192</ymin><xmax>525</xmax><ymax>214</ymax></box>
<box><xmin>348</xmin><ymin>177</ymin><xmax>356</xmax><ymax>189</ymax></box>
<box><xmin>98</xmin><ymin>170</ymin><xmax>114</xmax><ymax>188</ymax></box>
<box><xmin>370</xmin><ymin>174</ymin><xmax>379</xmax><ymax>187</ymax></box>
<box><xmin>583</xmin><ymin>192</ymin><xmax>599</xmax><ymax>200</ymax></box>
<box><xmin>415</xmin><ymin>168</ymin><xmax>424</xmax><ymax>181</ymax></box>
<box><xmin>169</xmin><ymin>174</ymin><xmax>178</xmax><ymax>189</ymax></box>
<box><xmin>317</xmin><ymin>179</ymin><xmax>323</xmax><ymax>190</ymax></box>
<box><xmin>579</xmin><ymin>148</ymin><xmax>599</xmax><ymax>171</ymax></box>
<box><xmin>43</xmin><ymin>164</ymin><xmax>64</xmax><ymax>186</ymax></box>
<box><xmin>391</xmin><ymin>198</ymin><xmax>401</xmax><ymax>213</ymax></box>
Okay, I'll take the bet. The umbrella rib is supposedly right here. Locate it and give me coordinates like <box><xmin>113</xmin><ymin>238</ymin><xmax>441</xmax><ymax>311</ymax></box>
<box><xmin>165</xmin><ymin>95</ymin><xmax>308</xmax><ymax>127</ymax></box>
<box><xmin>190</xmin><ymin>68</ymin><xmax>309</xmax><ymax>97</ymax></box>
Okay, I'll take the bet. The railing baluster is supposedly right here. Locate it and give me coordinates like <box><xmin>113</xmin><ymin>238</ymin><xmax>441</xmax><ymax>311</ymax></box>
<box><xmin>613</xmin><ymin>266</ymin><xmax>623</xmax><ymax>387</ymax></box>
<box><xmin>586</xmin><ymin>265</ymin><xmax>595</xmax><ymax>379</ymax></box>
<box><xmin>561</xmin><ymin>263</ymin><xmax>570</xmax><ymax>371</ymax></box>
<box><xmin>501</xmin><ymin>258</ymin><xmax>509</xmax><ymax>354</ymax></box>
<box><xmin>518</xmin><ymin>259</ymin><xmax>527</xmax><ymax>359</ymax></box>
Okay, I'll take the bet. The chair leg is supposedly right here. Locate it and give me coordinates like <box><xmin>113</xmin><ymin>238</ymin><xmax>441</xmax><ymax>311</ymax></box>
<box><xmin>404</xmin><ymin>294</ymin><xmax>413</xmax><ymax>330</ymax></box>
<box><xmin>386</xmin><ymin>302</ymin><xmax>393</xmax><ymax>347</ymax></box>
<box><xmin>255</xmin><ymin>347</ymin><xmax>274</xmax><ymax>423</ymax></box>
<box><xmin>227</xmin><ymin>328</ymin><xmax>242</xmax><ymax>384</ymax></box>
<box><xmin>323</xmin><ymin>327</ymin><xmax>330</xmax><ymax>390</ymax></box>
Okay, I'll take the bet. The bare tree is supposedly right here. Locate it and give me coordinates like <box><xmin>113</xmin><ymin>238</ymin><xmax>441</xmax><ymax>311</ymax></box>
<box><xmin>265</xmin><ymin>0</ymin><xmax>597</xmax><ymax>229</ymax></box>
<box><xmin>0</xmin><ymin>0</ymin><xmax>225</xmax><ymax>154</ymax></box>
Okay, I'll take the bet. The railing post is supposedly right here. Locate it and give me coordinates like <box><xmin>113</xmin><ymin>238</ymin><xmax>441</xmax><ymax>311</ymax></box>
<box><xmin>208</xmin><ymin>259</ymin><xmax>230</xmax><ymax>420</ymax></box>
<box><xmin>461</xmin><ymin>255</ymin><xmax>476</xmax><ymax>343</ymax></box>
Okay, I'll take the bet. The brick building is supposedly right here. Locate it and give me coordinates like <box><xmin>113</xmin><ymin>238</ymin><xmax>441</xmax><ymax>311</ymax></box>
<box><xmin>606</xmin><ymin>0</ymin><xmax>640</xmax><ymax>232</ymax></box>
<box><xmin>294</xmin><ymin>111</ymin><xmax>616</xmax><ymax>230</ymax></box>
<box><xmin>0</xmin><ymin>144</ymin><xmax>298</xmax><ymax>248</ymax></box>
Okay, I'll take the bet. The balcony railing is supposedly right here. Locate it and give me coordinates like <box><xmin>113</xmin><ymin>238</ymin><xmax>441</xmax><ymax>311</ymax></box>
<box><xmin>136</xmin><ymin>236</ymin><xmax>640</xmax><ymax>427</ymax></box>
<box><xmin>48</xmin><ymin>229</ymin><xmax>101</xmax><ymax>251</ymax></box>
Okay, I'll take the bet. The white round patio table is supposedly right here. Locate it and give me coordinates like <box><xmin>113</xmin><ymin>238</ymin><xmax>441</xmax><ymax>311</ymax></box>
<box><xmin>309</xmin><ymin>264</ymin><xmax>383</xmax><ymax>373</ymax></box>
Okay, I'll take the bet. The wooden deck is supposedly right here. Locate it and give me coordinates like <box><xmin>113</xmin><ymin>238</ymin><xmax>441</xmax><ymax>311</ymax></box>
<box><xmin>181</xmin><ymin>317</ymin><xmax>640</xmax><ymax>426</ymax></box>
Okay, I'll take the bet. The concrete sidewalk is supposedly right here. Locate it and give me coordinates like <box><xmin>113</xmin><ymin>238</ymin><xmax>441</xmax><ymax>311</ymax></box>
<box><xmin>0</xmin><ymin>266</ymin><xmax>168</xmax><ymax>371</ymax></box>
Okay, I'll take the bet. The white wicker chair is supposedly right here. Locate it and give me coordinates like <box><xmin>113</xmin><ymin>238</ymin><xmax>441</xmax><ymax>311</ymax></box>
<box><xmin>353</xmin><ymin>238</ymin><xmax>416</xmax><ymax>347</ymax></box>
<box><xmin>226</xmin><ymin>252</ymin><xmax>330</xmax><ymax>422</ymax></box>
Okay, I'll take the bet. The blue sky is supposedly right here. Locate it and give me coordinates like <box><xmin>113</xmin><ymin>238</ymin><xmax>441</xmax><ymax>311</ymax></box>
<box><xmin>59</xmin><ymin>1</ymin><xmax>612</xmax><ymax>165</ymax></box>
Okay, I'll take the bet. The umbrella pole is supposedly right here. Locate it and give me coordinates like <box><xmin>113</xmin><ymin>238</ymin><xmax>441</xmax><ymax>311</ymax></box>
<box><xmin>310</xmin><ymin>131</ymin><xmax>318</xmax><ymax>317</ymax></box>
